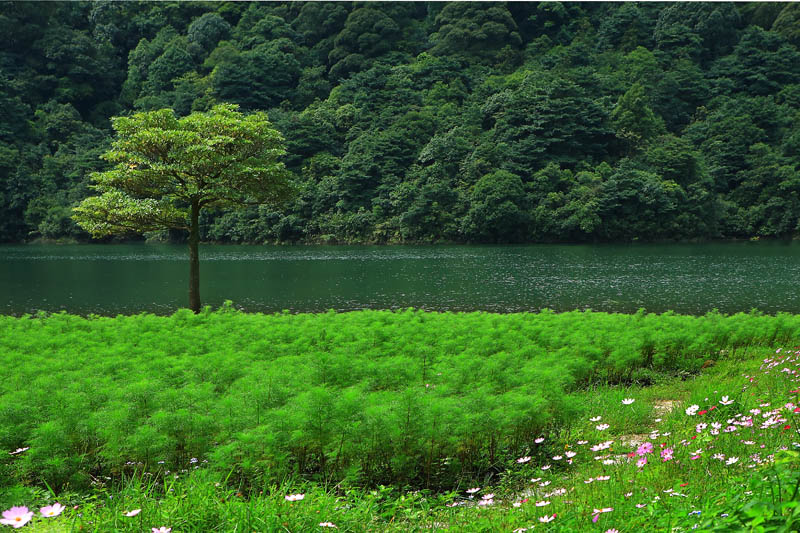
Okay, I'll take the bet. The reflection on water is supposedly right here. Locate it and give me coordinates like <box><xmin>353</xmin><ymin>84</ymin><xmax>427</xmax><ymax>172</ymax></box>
<box><xmin>2</xmin><ymin>242</ymin><xmax>800</xmax><ymax>316</ymax></box>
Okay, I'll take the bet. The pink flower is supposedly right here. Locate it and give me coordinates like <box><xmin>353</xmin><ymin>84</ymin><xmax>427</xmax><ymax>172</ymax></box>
<box><xmin>517</xmin><ymin>456</ymin><xmax>531</xmax><ymax>464</ymax></box>
<box><xmin>606</xmin><ymin>530</ymin><xmax>620</xmax><ymax>533</ymax></box>
<box><xmin>661</xmin><ymin>448</ymin><xmax>674</xmax><ymax>461</ymax></box>
<box><xmin>535</xmin><ymin>437</ymin><xmax>545</xmax><ymax>444</ymax></box>
<box><xmin>123</xmin><ymin>509</ymin><xmax>141</xmax><ymax>517</ymax></box>
<box><xmin>0</xmin><ymin>507</ymin><xmax>34</xmax><ymax>529</ymax></box>
<box><xmin>39</xmin><ymin>503</ymin><xmax>65</xmax><ymax>517</ymax></box>
<box><xmin>152</xmin><ymin>528</ymin><xmax>172</xmax><ymax>533</ymax></box>
<box><xmin>636</xmin><ymin>442</ymin><xmax>653</xmax><ymax>455</ymax></box>
<box><xmin>636</xmin><ymin>457</ymin><xmax>647</xmax><ymax>468</ymax></box>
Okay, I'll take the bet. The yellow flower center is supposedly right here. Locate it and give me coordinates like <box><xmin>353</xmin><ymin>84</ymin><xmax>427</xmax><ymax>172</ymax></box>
<box><xmin>15</xmin><ymin>517</ymin><xmax>21</xmax><ymax>522</ymax></box>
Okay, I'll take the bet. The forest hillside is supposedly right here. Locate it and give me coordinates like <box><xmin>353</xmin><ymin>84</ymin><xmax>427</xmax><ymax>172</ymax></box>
<box><xmin>1</xmin><ymin>1</ymin><xmax>799</xmax><ymax>244</ymax></box>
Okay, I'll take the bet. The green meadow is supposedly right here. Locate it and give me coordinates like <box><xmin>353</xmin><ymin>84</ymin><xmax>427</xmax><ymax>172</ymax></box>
<box><xmin>1</xmin><ymin>309</ymin><xmax>799</xmax><ymax>531</ymax></box>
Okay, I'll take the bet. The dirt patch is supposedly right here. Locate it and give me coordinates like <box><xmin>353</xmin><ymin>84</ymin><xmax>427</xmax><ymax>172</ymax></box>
<box><xmin>619</xmin><ymin>433</ymin><xmax>650</xmax><ymax>449</ymax></box>
<box><xmin>653</xmin><ymin>399</ymin><xmax>679</xmax><ymax>414</ymax></box>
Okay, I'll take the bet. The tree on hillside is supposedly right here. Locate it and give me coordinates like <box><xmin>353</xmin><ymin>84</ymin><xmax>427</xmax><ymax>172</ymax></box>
<box><xmin>73</xmin><ymin>104</ymin><xmax>292</xmax><ymax>312</ymax></box>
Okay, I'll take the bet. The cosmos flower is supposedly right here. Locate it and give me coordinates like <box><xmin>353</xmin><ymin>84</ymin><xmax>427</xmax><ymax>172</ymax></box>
<box><xmin>39</xmin><ymin>503</ymin><xmax>65</xmax><ymax>518</ymax></box>
<box><xmin>123</xmin><ymin>509</ymin><xmax>141</xmax><ymax>517</ymax></box>
<box><xmin>0</xmin><ymin>507</ymin><xmax>34</xmax><ymax>529</ymax></box>
<box><xmin>285</xmin><ymin>494</ymin><xmax>305</xmax><ymax>502</ymax></box>
<box><xmin>517</xmin><ymin>456</ymin><xmax>531</xmax><ymax>464</ymax></box>
<box><xmin>622</xmin><ymin>398</ymin><xmax>635</xmax><ymax>405</ymax></box>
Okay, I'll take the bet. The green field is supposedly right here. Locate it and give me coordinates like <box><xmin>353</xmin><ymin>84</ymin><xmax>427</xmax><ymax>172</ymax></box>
<box><xmin>1</xmin><ymin>309</ymin><xmax>799</xmax><ymax>531</ymax></box>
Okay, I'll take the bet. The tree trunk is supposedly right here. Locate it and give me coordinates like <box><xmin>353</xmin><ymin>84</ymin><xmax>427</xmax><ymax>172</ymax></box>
<box><xmin>188</xmin><ymin>199</ymin><xmax>201</xmax><ymax>313</ymax></box>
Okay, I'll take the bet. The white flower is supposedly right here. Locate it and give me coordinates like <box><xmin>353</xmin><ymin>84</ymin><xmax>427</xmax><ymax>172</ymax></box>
<box><xmin>720</xmin><ymin>396</ymin><xmax>734</xmax><ymax>405</ymax></box>
<box><xmin>539</xmin><ymin>515</ymin><xmax>555</xmax><ymax>523</ymax></box>
<box><xmin>685</xmin><ymin>404</ymin><xmax>699</xmax><ymax>416</ymax></box>
<box><xmin>517</xmin><ymin>456</ymin><xmax>531</xmax><ymax>464</ymax></box>
<box><xmin>535</xmin><ymin>500</ymin><xmax>550</xmax><ymax>507</ymax></box>
<box><xmin>622</xmin><ymin>398</ymin><xmax>635</xmax><ymax>405</ymax></box>
<box><xmin>726</xmin><ymin>457</ymin><xmax>739</xmax><ymax>465</ymax></box>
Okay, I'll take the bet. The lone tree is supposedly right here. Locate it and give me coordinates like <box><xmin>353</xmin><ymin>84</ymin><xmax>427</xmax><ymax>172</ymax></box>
<box><xmin>73</xmin><ymin>104</ymin><xmax>292</xmax><ymax>312</ymax></box>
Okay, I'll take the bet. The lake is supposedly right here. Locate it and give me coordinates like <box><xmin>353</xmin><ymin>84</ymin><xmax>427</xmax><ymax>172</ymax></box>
<box><xmin>2</xmin><ymin>242</ymin><xmax>800</xmax><ymax>316</ymax></box>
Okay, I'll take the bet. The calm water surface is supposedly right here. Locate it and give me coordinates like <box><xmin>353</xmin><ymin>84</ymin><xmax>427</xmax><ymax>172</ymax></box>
<box><xmin>2</xmin><ymin>242</ymin><xmax>799</xmax><ymax>315</ymax></box>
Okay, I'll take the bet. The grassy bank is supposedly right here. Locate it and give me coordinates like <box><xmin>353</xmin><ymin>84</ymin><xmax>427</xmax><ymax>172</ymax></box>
<box><xmin>3</xmin><ymin>345</ymin><xmax>799</xmax><ymax>531</ymax></box>
<box><xmin>1</xmin><ymin>308</ymin><xmax>800</xmax><ymax>496</ymax></box>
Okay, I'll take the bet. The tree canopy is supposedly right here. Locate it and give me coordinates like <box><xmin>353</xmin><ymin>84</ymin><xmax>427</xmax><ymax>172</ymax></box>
<box><xmin>73</xmin><ymin>103</ymin><xmax>291</xmax><ymax>310</ymax></box>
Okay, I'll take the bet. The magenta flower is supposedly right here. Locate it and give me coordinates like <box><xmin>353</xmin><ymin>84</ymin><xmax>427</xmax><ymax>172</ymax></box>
<box><xmin>39</xmin><ymin>503</ymin><xmax>65</xmax><ymax>517</ymax></box>
<box><xmin>0</xmin><ymin>507</ymin><xmax>34</xmax><ymax>529</ymax></box>
<box><xmin>636</xmin><ymin>442</ymin><xmax>653</xmax><ymax>455</ymax></box>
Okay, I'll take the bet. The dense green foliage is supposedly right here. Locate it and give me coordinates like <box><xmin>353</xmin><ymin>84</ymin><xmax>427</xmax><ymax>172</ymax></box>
<box><xmin>72</xmin><ymin>104</ymin><xmax>290</xmax><ymax>239</ymax></box>
<box><xmin>2</xmin><ymin>337</ymin><xmax>799</xmax><ymax>532</ymax></box>
<box><xmin>71</xmin><ymin>103</ymin><xmax>292</xmax><ymax>311</ymax></box>
<box><xmin>1</xmin><ymin>308</ymin><xmax>799</xmax><ymax>494</ymax></box>
<box><xmin>1</xmin><ymin>1</ymin><xmax>799</xmax><ymax>244</ymax></box>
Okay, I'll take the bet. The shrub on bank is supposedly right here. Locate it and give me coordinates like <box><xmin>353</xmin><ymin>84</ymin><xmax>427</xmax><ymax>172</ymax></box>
<box><xmin>1</xmin><ymin>308</ymin><xmax>799</xmax><ymax>492</ymax></box>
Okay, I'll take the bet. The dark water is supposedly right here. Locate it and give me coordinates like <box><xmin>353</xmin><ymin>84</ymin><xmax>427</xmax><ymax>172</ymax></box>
<box><xmin>2</xmin><ymin>242</ymin><xmax>800</xmax><ymax>316</ymax></box>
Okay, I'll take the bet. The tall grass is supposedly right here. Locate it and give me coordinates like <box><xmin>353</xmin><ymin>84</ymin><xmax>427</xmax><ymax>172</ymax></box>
<box><xmin>4</xmin><ymin>346</ymin><xmax>799</xmax><ymax>532</ymax></box>
<box><xmin>1</xmin><ymin>308</ymin><xmax>799</xmax><ymax>493</ymax></box>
